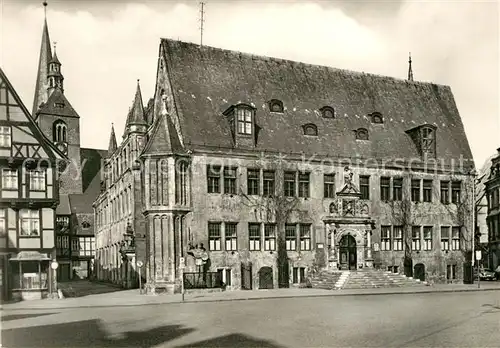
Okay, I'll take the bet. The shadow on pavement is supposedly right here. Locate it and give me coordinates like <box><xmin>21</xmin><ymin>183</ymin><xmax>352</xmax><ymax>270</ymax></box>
<box><xmin>174</xmin><ymin>333</ymin><xmax>285</xmax><ymax>347</ymax></box>
<box><xmin>1</xmin><ymin>319</ymin><xmax>194</xmax><ymax>348</ymax></box>
<box><xmin>1</xmin><ymin>312</ymin><xmax>58</xmax><ymax>322</ymax></box>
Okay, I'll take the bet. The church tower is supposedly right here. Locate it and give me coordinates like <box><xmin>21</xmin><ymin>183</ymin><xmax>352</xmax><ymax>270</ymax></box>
<box><xmin>33</xmin><ymin>2</ymin><xmax>83</xmax><ymax>195</ymax></box>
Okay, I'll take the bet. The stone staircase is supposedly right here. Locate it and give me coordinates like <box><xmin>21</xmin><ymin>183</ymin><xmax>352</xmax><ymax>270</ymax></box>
<box><xmin>343</xmin><ymin>269</ymin><xmax>427</xmax><ymax>289</ymax></box>
<box><xmin>309</xmin><ymin>270</ymin><xmax>349</xmax><ymax>290</ymax></box>
<box><xmin>309</xmin><ymin>269</ymin><xmax>427</xmax><ymax>290</ymax></box>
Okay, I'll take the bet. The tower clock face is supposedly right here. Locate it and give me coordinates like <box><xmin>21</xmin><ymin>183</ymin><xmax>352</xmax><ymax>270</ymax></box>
<box><xmin>56</xmin><ymin>142</ymin><xmax>68</xmax><ymax>155</ymax></box>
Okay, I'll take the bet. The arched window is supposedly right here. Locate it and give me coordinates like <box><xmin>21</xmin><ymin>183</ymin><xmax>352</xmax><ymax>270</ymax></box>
<box><xmin>52</xmin><ymin>120</ymin><xmax>67</xmax><ymax>143</ymax></box>
<box><xmin>370</xmin><ymin>112</ymin><xmax>383</xmax><ymax>124</ymax></box>
<box><xmin>355</xmin><ymin>128</ymin><xmax>369</xmax><ymax>140</ymax></box>
<box><xmin>268</xmin><ymin>99</ymin><xmax>284</xmax><ymax>113</ymax></box>
<box><xmin>302</xmin><ymin>123</ymin><xmax>318</xmax><ymax>136</ymax></box>
<box><xmin>320</xmin><ymin>106</ymin><xmax>335</xmax><ymax>119</ymax></box>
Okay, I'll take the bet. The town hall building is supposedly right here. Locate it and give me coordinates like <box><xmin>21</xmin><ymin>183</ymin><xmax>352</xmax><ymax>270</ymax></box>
<box><xmin>94</xmin><ymin>39</ymin><xmax>476</xmax><ymax>292</ymax></box>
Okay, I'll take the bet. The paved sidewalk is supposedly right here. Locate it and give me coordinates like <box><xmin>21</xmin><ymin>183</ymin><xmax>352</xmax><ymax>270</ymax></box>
<box><xmin>2</xmin><ymin>282</ymin><xmax>500</xmax><ymax>311</ymax></box>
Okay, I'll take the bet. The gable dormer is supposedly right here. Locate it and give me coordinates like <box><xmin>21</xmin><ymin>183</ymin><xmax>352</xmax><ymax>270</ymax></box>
<box><xmin>406</xmin><ymin>124</ymin><xmax>437</xmax><ymax>159</ymax></box>
<box><xmin>223</xmin><ymin>103</ymin><xmax>256</xmax><ymax>148</ymax></box>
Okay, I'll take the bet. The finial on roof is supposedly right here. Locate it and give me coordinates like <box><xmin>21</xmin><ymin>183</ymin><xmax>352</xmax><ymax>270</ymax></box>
<box><xmin>407</xmin><ymin>52</ymin><xmax>414</xmax><ymax>81</ymax></box>
<box><xmin>43</xmin><ymin>1</ymin><xmax>48</xmax><ymax>18</ymax></box>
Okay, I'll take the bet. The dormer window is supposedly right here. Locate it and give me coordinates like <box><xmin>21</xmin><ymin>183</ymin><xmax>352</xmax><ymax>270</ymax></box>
<box><xmin>320</xmin><ymin>106</ymin><xmax>335</xmax><ymax>119</ymax></box>
<box><xmin>355</xmin><ymin>128</ymin><xmax>369</xmax><ymax>140</ymax></box>
<box><xmin>421</xmin><ymin>126</ymin><xmax>435</xmax><ymax>156</ymax></box>
<box><xmin>405</xmin><ymin>124</ymin><xmax>437</xmax><ymax>158</ymax></box>
<box><xmin>303</xmin><ymin>123</ymin><xmax>318</xmax><ymax>136</ymax></box>
<box><xmin>370</xmin><ymin>112</ymin><xmax>383</xmax><ymax>124</ymax></box>
<box><xmin>223</xmin><ymin>103</ymin><xmax>256</xmax><ymax>147</ymax></box>
<box><xmin>237</xmin><ymin>107</ymin><xmax>253</xmax><ymax>135</ymax></box>
<box><xmin>269</xmin><ymin>99</ymin><xmax>284</xmax><ymax>113</ymax></box>
<box><xmin>82</xmin><ymin>221</ymin><xmax>91</xmax><ymax>229</ymax></box>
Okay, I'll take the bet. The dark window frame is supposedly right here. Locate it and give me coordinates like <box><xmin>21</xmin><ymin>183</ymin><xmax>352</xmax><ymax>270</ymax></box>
<box><xmin>284</xmin><ymin>171</ymin><xmax>296</xmax><ymax>197</ymax></box>
<box><xmin>380</xmin><ymin>177</ymin><xmax>390</xmax><ymax>201</ymax></box>
<box><xmin>360</xmin><ymin>175</ymin><xmax>370</xmax><ymax>200</ymax></box>
<box><xmin>393</xmin><ymin>177</ymin><xmax>403</xmax><ymax>201</ymax></box>
<box><xmin>423</xmin><ymin>179</ymin><xmax>433</xmax><ymax>202</ymax></box>
<box><xmin>263</xmin><ymin>170</ymin><xmax>275</xmax><ymax>196</ymax></box>
<box><xmin>247</xmin><ymin>169</ymin><xmax>260</xmax><ymax>196</ymax></box>
<box><xmin>298</xmin><ymin>172</ymin><xmax>310</xmax><ymax>198</ymax></box>
<box><xmin>324</xmin><ymin>174</ymin><xmax>335</xmax><ymax>198</ymax></box>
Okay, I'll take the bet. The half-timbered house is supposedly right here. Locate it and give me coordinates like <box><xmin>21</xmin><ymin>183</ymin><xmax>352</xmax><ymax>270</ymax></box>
<box><xmin>0</xmin><ymin>67</ymin><xmax>66</xmax><ymax>301</ymax></box>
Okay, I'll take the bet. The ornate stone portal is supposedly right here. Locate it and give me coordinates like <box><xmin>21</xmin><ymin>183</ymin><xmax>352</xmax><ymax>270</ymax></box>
<box><xmin>323</xmin><ymin>166</ymin><xmax>375</xmax><ymax>270</ymax></box>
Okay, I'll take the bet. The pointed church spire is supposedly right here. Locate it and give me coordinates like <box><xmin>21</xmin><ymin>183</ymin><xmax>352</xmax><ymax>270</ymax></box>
<box><xmin>108</xmin><ymin>123</ymin><xmax>117</xmax><ymax>155</ymax></box>
<box><xmin>123</xmin><ymin>79</ymin><xmax>147</xmax><ymax>138</ymax></box>
<box><xmin>33</xmin><ymin>1</ymin><xmax>53</xmax><ymax>115</ymax></box>
<box><xmin>47</xmin><ymin>41</ymin><xmax>64</xmax><ymax>95</ymax></box>
<box><xmin>407</xmin><ymin>52</ymin><xmax>414</xmax><ymax>82</ymax></box>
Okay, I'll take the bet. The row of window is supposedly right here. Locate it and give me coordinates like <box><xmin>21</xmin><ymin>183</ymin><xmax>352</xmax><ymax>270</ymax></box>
<box><xmin>96</xmin><ymin>188</ymin><xmax>133</xmax><ymax>229</ymax></box>
<box><xmin>382</xmin><ymin>177</ymin><xmax>462</xmax><ymax>204</ymax></box>
<box><xmin>0</xmin><ymin>209</ymin><xmax>41</xmax><ymax>237</ymax></box>
<box><xmin>207</xmin><ymin>222</ymin><xmax>312</xmax><ymax>252</ymax></box>
<box><xmin>105</xmin><ymin>141</ymin><xmax>134</xmax><ymax>188</ymax></box>
<box><xmin>208</xmin><ymin>167</ymin><xmax>462</xmax><ymax>204</ymax></box>
<box><xmin>232</xmin><ymin>103</ymin><xmax>383</xmax><ymax>138</ymax></box>
<box><xmin>56</xmin><ymin>236</ymin><xmax>95</xmax><ymax>256</ymax></box>
<box><xmin>1</xmin><ymin>168</ymin><xmax>46</xmax><ymax>191</ymax></box>
<box><xmin>203</xmin><ymin>266</ymin><xmax>307</xmax><ymax>287</ymax></box>
<box><xmin>380</xmin><ymin>225</ymin><xmax>461</xmax><ymax>251</ymax></box>
<box><xmin>248</xmin><ymin>100</ymin><xmax>383</xmax><ymax>122</ymax></box>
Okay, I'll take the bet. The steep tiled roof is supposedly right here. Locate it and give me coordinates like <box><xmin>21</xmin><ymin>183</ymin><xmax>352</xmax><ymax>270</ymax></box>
<box><xmin>69</xmin><ymin>147</ymin><xmax>107</xmax><ymax>214</ymax></box>
<box><xmin>32</xmin><ymin>18</ymin><xmax>52</xmax><ymax>115</ymax></box>
<box><xmin>35</xmin><ymin>88</ymin><xmax>79</xmax><ymax>119</ymax></box>
<box><xmin>142</xmin><ymin>111</ymin><xmax>184</xmax><ymax>156</ymax></box>
<box><xmin>81</xmin><ymin>148</ymin><xmax>106</xmax><ymax>194</ymax></box>
<box><xmin>160</xmin><ymin>39</ymin><xmax>474</xmax><ymax>166</ymax></box>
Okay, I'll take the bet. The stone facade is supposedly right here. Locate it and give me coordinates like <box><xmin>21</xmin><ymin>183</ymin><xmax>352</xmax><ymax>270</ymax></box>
<box><xmin>94</xmin><ymin>39</ymin><xmax>476</xmax><ymax>292</ymax></box>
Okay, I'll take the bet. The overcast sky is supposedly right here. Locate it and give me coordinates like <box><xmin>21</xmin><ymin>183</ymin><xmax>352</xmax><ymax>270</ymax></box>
<box><xmin>1</xmin><ymin>0</ymin><xmax>498</xmax><ymax>167</ymax></box>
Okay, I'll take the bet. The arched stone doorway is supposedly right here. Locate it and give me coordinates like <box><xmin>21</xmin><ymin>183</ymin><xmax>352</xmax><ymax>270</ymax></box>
<box><xmin>339</xmin><ymin>235</ymin><xmax>357</xmax><ymax>270</ymax></box>
<box><xmin>414</xmin><ymin>263</ymin><xmax>425</xmax><ymax>281</ymax></box>
<box><xmin>258</xmin><ymin>267</ymin><xmax>273</xmax><ymax>289</ymax></box>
